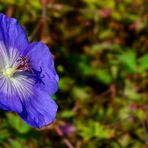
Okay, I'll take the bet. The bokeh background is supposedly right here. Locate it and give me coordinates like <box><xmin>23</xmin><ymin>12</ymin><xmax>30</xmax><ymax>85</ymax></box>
<box><xmin>0</xmin><ymin>0</ymin><xmax>148</xmax><ymax>147</ymax></box>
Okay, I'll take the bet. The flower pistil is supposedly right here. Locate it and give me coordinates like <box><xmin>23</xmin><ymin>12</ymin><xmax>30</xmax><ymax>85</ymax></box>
<box><xmin>3</xmin><ymin>67</ymin><xmax>16</xmax><ymax>78</ymax></box>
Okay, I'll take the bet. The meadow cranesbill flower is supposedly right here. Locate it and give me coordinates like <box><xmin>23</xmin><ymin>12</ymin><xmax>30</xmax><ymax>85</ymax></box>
<box><xmin>0</xmin><ymin>13</ymin><xmax>59</xmax><ymax>128</ymax></box>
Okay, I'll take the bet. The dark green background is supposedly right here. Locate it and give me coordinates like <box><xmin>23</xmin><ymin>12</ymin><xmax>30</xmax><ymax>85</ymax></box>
<box><xmin>0</xmin><ymin>0</ymin><xmax>147</xmax><ymax>147</ymax></box>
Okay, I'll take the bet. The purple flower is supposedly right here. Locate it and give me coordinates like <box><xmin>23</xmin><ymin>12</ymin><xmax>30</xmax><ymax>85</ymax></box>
<box><xmin>0</xmin><ymin>13</ymin><xmax>59</xmax><ymax>128</ymax></box>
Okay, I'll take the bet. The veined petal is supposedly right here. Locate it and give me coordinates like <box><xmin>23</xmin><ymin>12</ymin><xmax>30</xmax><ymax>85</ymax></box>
<box><xmin>19</xmin><ymin>88</ymin><xmax>58</xmax><ymax>128</ymax></box>
<box><xmin>0</xmin><ymin>92</ymin><xmax>22</xmax><ymax>112</ymax></box>
<box><xmin>0</xmin><ymin>13</ymin><xmax>28</xmax><ymax>55</ymax></box>
<box><xmin>0</xmin><ymin>77</ymin><xmax>22</xmax><ymax>113</ymax></box>
<box><xmin>0</xmin><ymin>41</ymin><xmax>20</xmax><ymax>68</ymax></box>
<box><xmin>11</xmin><ymin>73</ymin><xmax>34</xmax><ymax>99</ymax></box>
<box><xmin>0</xmin><ymin>73</ymin><xmax>34</xmax><ymax>113</ymax></box>
<box><xmin>26</xmin><ymin>42</ymin><xmax>59</xmax><ymax>95</ymax></box>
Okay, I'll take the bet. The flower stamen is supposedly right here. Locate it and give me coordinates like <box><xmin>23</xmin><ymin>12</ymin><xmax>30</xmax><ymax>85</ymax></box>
<box><xmin>16</xmin><ymin>56</ymin><xmax>45</xmax><ymax>84</ymax></box>
<box><xmin>16</xmin><ymin>56</ymin><xmax>32</xmax><ymax>72</ymax></box>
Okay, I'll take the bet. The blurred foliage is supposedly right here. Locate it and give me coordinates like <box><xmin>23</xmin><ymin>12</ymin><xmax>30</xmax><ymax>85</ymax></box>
<box><xmin>0</xmin><ymin>0</ymin><xmax>148</xmax><ymax>147</ymax></box>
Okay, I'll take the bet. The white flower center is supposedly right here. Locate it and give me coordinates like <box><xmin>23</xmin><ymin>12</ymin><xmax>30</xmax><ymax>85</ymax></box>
<box><xmin>0</xmin><ymin>42</ymin><xmax>34</xmax><ymax>99</ymax></box>
<box><xmin>3</xmin><ymin>67</ymin><xmax>16</xmax><ymax>78</ymax></box>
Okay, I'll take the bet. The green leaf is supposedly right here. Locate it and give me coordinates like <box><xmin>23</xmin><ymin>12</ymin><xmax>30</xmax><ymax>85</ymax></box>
<box><xmin>112</xmin><ymin>11</ymin><xmax>122</xmax><ymax>20</ymax></box>
<box><xmin>77</xmin><ymin>121</ymin><xmax>114</xmax><ymax>141</ymax></box>
<box><xmin>72</xmin><ymin>86</ymin><xmax>92</xmax><ymax>102</ymax></box>
<box><xmin>99</xmin><ymin>30</ymin><xmax>114</xmax><ymax>40</ymax></box>
<box><xmin>125</xmin><ymin>80</ymin><xmax>140</xmax><ymax>101</ymax></box>
<box><xmin>61</xmin><ymin>110</ymin><xmax>75</xmax><ymax>118</ymax></box>
<box><xmin>79</xmin><ymin>62</ymin><xmax>90</xmax><ymax>75</ymax></box>
<box><xmin>139</xmin><ymin>54</ymin><xmax>148</xmax><ymax>72</ymax></box>
<box><xmin>118</xmin><ymin>51</ymin><xmax>137</xmax><ymax>73</ymax></box>
<box><xmin>95</xmin><ymin>69</ymin><xmax>112</xmax><ymax>84</ymax></box>
<box><xmin>10</xmin><ymin>140</ymin><xmax>23</xmax><ymax>148</ymax></box>
<box><xmin>6</xmin><ymin>113</ymin><xmax>31</xmax><ymax>134</ymax></box>
<box><xmin>59</xmin><ymin>77</ymin><xmax>74</xmax><ymax>91</ymax></box>
<box><xmin>0</xmin><ymin>129</ymin><xmax>10</xmax><ymax>140</ymax></box>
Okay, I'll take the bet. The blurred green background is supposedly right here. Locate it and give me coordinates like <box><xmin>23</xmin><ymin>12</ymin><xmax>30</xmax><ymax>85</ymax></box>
<box><xmin>0</xmin><ymin>0</ymin><xmax>148</xmax><ymax>147</ymax></box>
